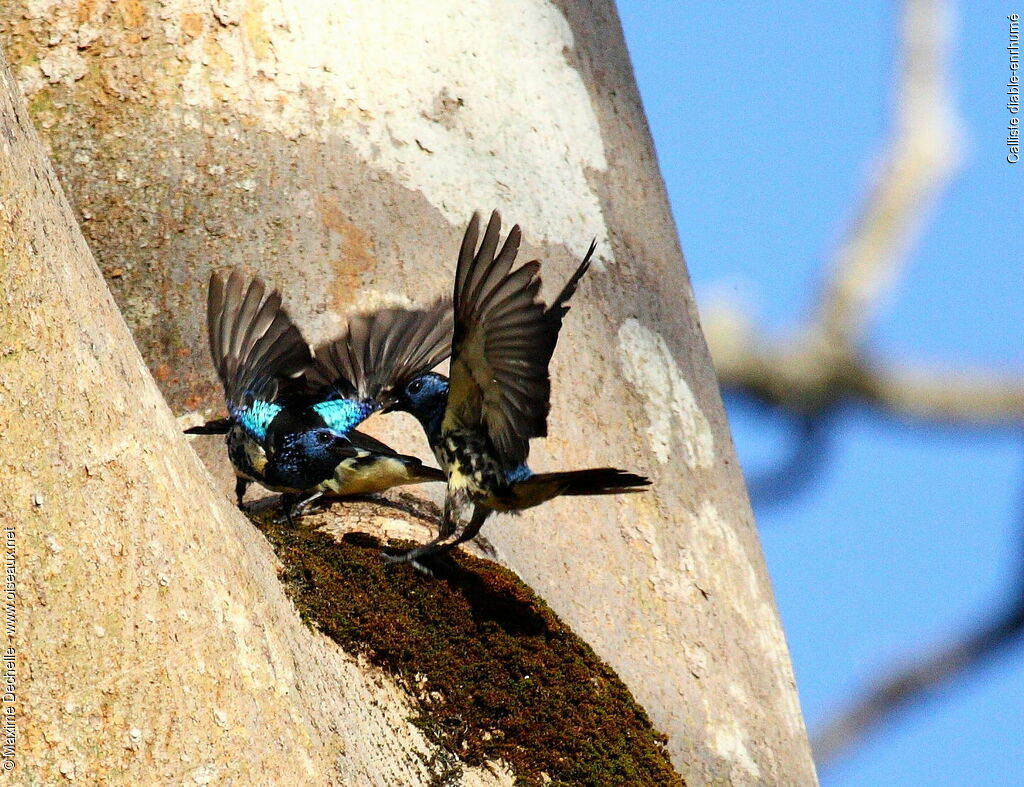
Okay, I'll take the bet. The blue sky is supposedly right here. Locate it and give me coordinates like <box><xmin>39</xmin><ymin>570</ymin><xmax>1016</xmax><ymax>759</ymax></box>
<box><xmin>616</xmin><ymin>2</ymin><xmax>1023</xmax><ymax>784</ymax></box>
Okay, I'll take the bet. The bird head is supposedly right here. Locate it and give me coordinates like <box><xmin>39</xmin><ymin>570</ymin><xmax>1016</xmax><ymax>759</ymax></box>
<box><xmin>270</xmin><ymin>426</ymin><xmax>352</xmax><ymax>489</ymax></box>
<box><xmin>290</xmin><ymin>427</ymin><xmax>351</xmax><ymax>458</ymax></box>
<box><xmin>385</xmin><ymin>372</ymin><xmax>449</xmax><ymax>420</ymax></box>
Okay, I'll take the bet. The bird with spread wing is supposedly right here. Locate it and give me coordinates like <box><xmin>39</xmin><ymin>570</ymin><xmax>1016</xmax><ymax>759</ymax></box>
<box><xmin>385</xmin><ymin>211</ymin><xmax>650</xmax><ymax>572</ymax></box>
<box><xmin>185</xmin><ymin>269</ymin><xmax>452</xmax><ymax>523</ymax></box>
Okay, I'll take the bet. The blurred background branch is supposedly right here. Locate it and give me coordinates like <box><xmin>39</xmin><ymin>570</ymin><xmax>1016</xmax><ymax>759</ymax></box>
<box><xmin>812</xmin><ymin>586</ymin><xmax>1024</xmax><ymax>767</ymax></box>
<box><xmin>700</xmin><ymin>0</ymin><xmax>1024</xmax><ymax>770</ymax></box>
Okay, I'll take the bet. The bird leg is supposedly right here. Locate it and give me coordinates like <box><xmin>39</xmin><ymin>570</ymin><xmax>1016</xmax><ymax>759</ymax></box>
<box><xmin>275</xmin><ymin>492</ymin><xmax>298</xmax><ymax>526</ymax></box>
<box><xmin>234</xmin><ymin>477</ymin><xmax>250</xmax><ymax>508</ymax></box>
<box><xmin>438</xmin><ymin>505</ymin><xmax>491</xmax><ymax>553</ymax></box>
<box><xmin>439</xmin><ymin>494</ymin><xmax>459</xmax><ymax>540</ymax></box>
<box><xmin>274</xmin><ymin>491</ymin><xmax>325</xmax><ymax>526</ymax></box>
<box><xmin>291</xmin><ymin>491</ymin><xmax>325</xmax><ymax>520</ymax></box>
<box><xmin>383</xmin><ymin>494</ymin><xmax>461</xmax><ymax>574</ymax></box>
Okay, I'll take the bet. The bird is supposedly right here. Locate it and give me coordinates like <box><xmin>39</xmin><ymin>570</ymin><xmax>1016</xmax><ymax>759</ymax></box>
<box><xmin>185</xmin><ymin>269</ymin><xmax>452</xmax><ymax>522</ymax></box>
<box><xmin>384</xmin><ymin>211</ymin><xmax>650</xmax><ymax>571</ymax></box>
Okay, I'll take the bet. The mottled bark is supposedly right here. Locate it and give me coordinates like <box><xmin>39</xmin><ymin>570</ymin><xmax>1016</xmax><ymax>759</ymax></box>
<box><xmin>2</xmin><ymin>1</ymin><xmax>817</xmax><ymax>783</ymax></box>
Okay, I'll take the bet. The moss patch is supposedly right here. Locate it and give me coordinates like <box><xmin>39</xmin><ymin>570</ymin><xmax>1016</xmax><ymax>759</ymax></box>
<box><xmin>251</xmin><ymin>507</ymin><xmax>683</xmax><ymax>786</ymax></box>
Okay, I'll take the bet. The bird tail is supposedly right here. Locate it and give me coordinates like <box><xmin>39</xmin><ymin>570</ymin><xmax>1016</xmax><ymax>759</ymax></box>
<box><xmin>183</xmin><ymin>417</ymin><xmax>232</xmax><ymax>435</ymax></box>
<box><xmin>508</xmin><ymin>467</ymin><xmax>650</xmax><ymax>509</ymax></box>
<box><xmin>333</xmin><ymin>428</ymin><xmax>447</xmax><ymax>493</ymax></box>
<box><xmin>406</xmin><ymin>463</ymin><xmax>446</xmax><ymax>484</ymax></box>
<box><xmin>324</xmin><ymin>454</ymin><xmax>445</xmax><ymax>496</ymax></box>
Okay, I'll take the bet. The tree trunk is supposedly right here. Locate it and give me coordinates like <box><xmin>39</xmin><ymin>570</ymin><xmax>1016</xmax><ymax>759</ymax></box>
<box><xmin>1</xmin><ymin>2</ymin><xmax>817</xmax><ymax>784</ymax></box>
<box><xmin>0</xmin><ymin>45</ymin><xmax>550</xmax><ymax>787</ymax></box>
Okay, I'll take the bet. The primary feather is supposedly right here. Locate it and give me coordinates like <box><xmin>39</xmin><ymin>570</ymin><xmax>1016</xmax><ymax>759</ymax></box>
<box><xmin>310</xmin><ymin>299</ymin><xmax>453</xmax><ymax>408</ymax></box>
<box><xmin>204</xmin><ymin>269</ymin><xmax>313</xmax><ymax>438</ymax></box>
<box><xmin>445</xmin><ymin>211</ymin><xmax>550</xmax><ymax>473</ymax></box>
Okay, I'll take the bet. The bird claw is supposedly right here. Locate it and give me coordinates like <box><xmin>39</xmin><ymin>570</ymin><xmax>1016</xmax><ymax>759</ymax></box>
<box><xmin>274</xmin><ymin>493</ymin><xmax>299</xmax><ymax>527</ymax></box>
<box><xmin>382</xmin><ymin>552</ymin><xmax>436</xmax><ymax>577</ymax></box>
<box><xmin>273</xmin><ymin>492</ymin><xmax>326</xmax><ymax>526</ymax></box>
<box><xmin>382</xmin><ymin>546</ymin><xmax>448</xmax><ymax>577</ymax></box>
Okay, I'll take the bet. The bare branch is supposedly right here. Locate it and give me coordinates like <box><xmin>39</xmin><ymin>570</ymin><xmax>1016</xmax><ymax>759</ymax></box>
<box><xmin>815</xmin><ymin>0</ymin><xmax>960</xmax><ymax>344</ymax></box>
<box><xmin>700</xmin><ymin>0</ymin><xmax>1011</xmax><ymax>428</ymax></box>
<box><xmin>744</xmin><ymin>415</ymin><xmax>832</xmax><ymax>505</ymax></box>
<box><xmin>858</xmin><ymin>361</ymin><xmax>1024</xmax><ymax>423</ymax></box>
<box><xmin>704</xmin><ymin>303</ymin><xmax>1024</xmax><ymax>425</ymax></box>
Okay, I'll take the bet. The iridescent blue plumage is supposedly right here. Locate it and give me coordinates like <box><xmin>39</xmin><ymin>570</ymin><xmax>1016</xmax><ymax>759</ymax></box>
<box><xmin>235</xmin><ymin>398</ymin><xmax>283</xmax><ymax>442</ymax></box>
<box><xmin>505</xmin><ymin>464</ymin><xmax>534</xmax><ymax>484</ymax></box>
<box><xmin>312</xmin><ymin>398</ymin><xmax>375</xmax><ymax>436</ymax></box>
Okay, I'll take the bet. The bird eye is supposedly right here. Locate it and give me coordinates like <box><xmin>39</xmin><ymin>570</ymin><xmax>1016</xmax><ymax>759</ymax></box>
<box><xmin>408</xmin><ymin>379</ymin><xmax>424</xmax><ymax>394</ymax></box>
<box><xmin>316</xmin><ymin>431</ymin><xmax>332</xmax><ymax>445</ymax></box>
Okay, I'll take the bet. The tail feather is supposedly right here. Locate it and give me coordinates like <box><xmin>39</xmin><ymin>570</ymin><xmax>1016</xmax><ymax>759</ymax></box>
<box><xmin>348</xmin><ymin>428</ymin><xmax>446</xmax><ymax>485</ymax></box>
<box><xmin>183</xmin><ymin>417</ymin><xmax>232</xmax><ymax>435</ymax></box>
<box><xmin>408</xmin><ymin>463</ymin><xmax>447</xmax><ymax>483</ymax></box>
<box><xmin>509</xmin><ymin>467</ymin><xmax>650</xmax><ymax>509</ymax></box>
<box><xmin>325</xmin><ymin>451</ymin><xmax>446</xmax><ymax>496</ymax></box>
<box><xmin>542</xmin><ymin>467</ymin><xmax>650</xmax><ymax>496</ymax></box>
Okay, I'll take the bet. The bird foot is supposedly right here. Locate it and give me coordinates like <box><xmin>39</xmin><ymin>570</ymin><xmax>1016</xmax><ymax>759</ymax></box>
<box><xmin>382</xmin><ymin>552</ymin><xmax>436</xmax><ymax>577</ymax></box>
<box><xmin>274</xmin><ymin>493</ymin><xmax>299</xmax><ymax>527</ymax></box>
<box><xmin>382</xmin><ymin>545</ymin><xmax>454</xmax><ymax>577</ymax></box>
<box><xmin>274</xmin><ymin>492</ymin><xmax>326</xmax><ymax>527</ymax></box>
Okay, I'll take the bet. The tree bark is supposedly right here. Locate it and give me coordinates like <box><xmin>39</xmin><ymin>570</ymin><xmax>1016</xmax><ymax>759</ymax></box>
<box><xmin>2</xmin><ymin>2</ymin><xmax>817</xmax><ymax>784</ymax></box>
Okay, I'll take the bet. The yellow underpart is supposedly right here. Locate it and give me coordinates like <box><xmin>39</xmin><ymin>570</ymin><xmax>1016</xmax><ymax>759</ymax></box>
<box><xmin>320</xmin><ymin>457</ymin><xmax>434</xmax><ymax>497</ymax></box>
<box><xmin>244</xmin><ymin>436</ymin><xmax>269</xmax><ymax>476</ymax></box>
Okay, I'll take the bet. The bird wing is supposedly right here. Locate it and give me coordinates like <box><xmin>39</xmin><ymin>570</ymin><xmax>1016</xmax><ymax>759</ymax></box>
<box><xmin>443</xmin><ymin>211</ymin><xmax>554</xmax><ymax>471</ymax></box>
<box><xmin>334</xmin><ymin>430</ymin><xmax>448</xmax><ymax>489</ymax></box>
<box><xmin>346</xmin><ymin>428</ymin><xmax>401</xmax><ymax>456</ymax></box>
<box><xmin>543</xmin><ymin>239</ymin><xmax>596</xmax><ymax>339</ymax></box>
<box><xmin>309</xmin><ymin>299</ymin><xmax>453</xmax><ymax>407</ymax></box>
<box><xmin>206</xmin><ymin>269</ymin><xmax>314</xmax><ymax>436</ymax></box>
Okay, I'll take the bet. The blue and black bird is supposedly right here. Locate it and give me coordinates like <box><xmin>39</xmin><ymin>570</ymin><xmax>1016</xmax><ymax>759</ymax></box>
<box><xmin>385</xmin><ymin>211</ymin><xmax>650</xmax><ymax>570</ymax></box>
<box><xmin>185</xmin><ymin>269</ymin><xmax>452</xmax><ymax>521</ymax></box>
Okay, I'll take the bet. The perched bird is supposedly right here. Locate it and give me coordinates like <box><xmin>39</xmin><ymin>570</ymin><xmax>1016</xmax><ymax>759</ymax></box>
<box><xmin>186</xmin><ymin>269</ymin><xmax>452</xmax><ymax>521</ymax></box>
<box><xmin>385</xmin><ymin>211</ymin><xmax>650</xmax><ymax>570</ymax></box>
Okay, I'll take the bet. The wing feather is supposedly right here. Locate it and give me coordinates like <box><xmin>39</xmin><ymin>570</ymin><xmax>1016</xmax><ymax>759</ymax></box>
<box><xmin>444</xmin><ymin>213</ymin><xmax>597</xmax><ymax>471</ymax></box>
<box><xmin>444</xmin><ymin>212</ymin><xmax>548</xmax><ymax>469</ymax></box>
<box><xmin>205</xmin><ymin>270</ymin><xmax>313</xmax><ymax>413</ymax></box>
<box><xmin>311</xmin><ymin>298</ymin><xmax>453</xmax><ymax>407</ymax></box>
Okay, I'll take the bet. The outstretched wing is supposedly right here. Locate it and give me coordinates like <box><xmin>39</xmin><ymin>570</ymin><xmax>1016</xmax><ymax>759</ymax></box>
<box><xmin>443</xmin><ymin>211</ymin><xmax>553</xmax><ymax>471</ymax></box>
<box><xmin>206</xmin><ymin>269</ymin><xmax>313</xmax><ymax>438</ymax></box>
<box><xmin>310</xmin><ymin>299</ymin><xmax>453</xmax><ymax>407</ymax></box>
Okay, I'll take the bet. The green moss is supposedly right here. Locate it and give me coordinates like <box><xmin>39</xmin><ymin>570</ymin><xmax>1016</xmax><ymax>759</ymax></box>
<box><xmin>250</xmin><ymin>508</ymin><xmax>684</xmax><ymax>786</ymax></box>
<box><xmin>28</xmin><ymin>88</ymin><xmax>56</xmax><ymax>117</ymax></box>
